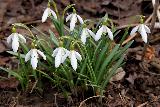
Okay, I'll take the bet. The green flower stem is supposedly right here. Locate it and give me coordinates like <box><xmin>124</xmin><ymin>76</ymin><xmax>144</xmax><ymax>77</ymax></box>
<box><xmin>33</xmin><ymin>69</ymin><xmax>38</xmax><ymax>81</ymax></box>
<box><xmin>83</xmin><ymin>46</ymin><xmax>96</xmax><ymax>83</ymax></box>
<box><xmin>60</xmin><ymin>65</ymin><xmax>74</xmax><ymax>88</ymax></box>
<box><xmin>52</xmin><ymin>1</ymin><xmax>59</xmax><ymax>19</ymax></box>
<box><xmin>59</xmin><ymin>36</ymin><xmax>75</xmax><ymax>41</ymax></box>
<box><xmin>62</xmin><ymin>4</ymin><xmax>75</xmax><ymax>21</ymax></box>
<box><xmin>13</xmin><ymin>23</ymin><xmax>35</xmax><ymax>39</ymax></box>
<box><xmin>17</xmin><ymin>51</ymin><xmax>26</xmax><ymax>90</ymax></box>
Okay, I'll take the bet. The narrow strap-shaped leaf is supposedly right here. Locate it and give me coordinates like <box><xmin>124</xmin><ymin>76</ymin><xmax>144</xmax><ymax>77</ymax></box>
<box><xmin>36</xmin><ymin>69</ymin><xmax>55</xmax><ymax>82</ymax></box>
<box><xmin>49</xmin><ymin>29</ymin><xmax>59</xmax><ymax>47</ymax></box>
<box><xmin>97</xmin><ymin>44</ymin><xmax>120</xmax><ymax>83</ymax></box>
<box><xmin>113</xmin><ymin>40</ymin><xmax>133</xmax><ymax>61</ymax></box>
<box><xmin>91</xmin><ymin>40</ymin><xmax>102</xmax><ymax>63</ymax></box>
<box><xmin>119</xmin><ymin>27</ymin><xmax>130</xmax><ymax>44</ymax></box>
<box><xmin>95</xmin><ymin>43</ymin><xmax>109</xmax><ymax>72</ymax></box>
<box><xmin>0</xmin><ymin>67</ymin><xmax>23</xmax><ymax>81</ymax></box>
<box><xmin>100</xmin><ymin>55</ymin><xmax>124</xmax><ymax>95</ymax></box>
<box><xmin>7</xmin><ymin>51</ymin><xmax>25</xmax><ymax>58</ymax></box>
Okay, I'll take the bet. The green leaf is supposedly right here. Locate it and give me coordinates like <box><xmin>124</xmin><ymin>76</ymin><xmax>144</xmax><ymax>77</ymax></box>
<box><xmin>13</xmin><ymin>23</ymin><xmax>30</xmax><ymax>32</ymax></box>
<box><xmin>36</xmin><ymin>69</ymin><xmax>55</xmax><ymax>82</ymax></box>
<box><xmin>20</xmin><ymin>42</ymin><xmax>29</xmax><ymax>53</ymax></box>
<box><xmin>113</xmin><ymin>40</ymin><xmax>133</xmax><ymax>61</ymax></box>
<box><xmin>51</xmin><ymin>17</ymin><xmax>62</xmax><ymax>36</ymax></box>
<box><xmin>0</xmin><ymin>67</ymin><xmax>23</xmax><ymax>81</ymax></box>
<box><xmin>49</xmin><ymin>29</ymin><xmax>59</xmax><ymax>46</ymax></box>
<box><xmin>95</xmin><ymin>43</ymin><xmax>109</xmax><ymax>71</ymax></box>
<box><xmin>97</xmin><ymin>44</ymin><xmax>120</xmax><ymax>83</ymax></box>
<box><xmin>119</xmin><ymin>27</ymin><xmax>130</xmax><ymax>44</ymax></box>
<box><xmin>100</xmin><ymin>55</ymin><xmax>125</xmax><ymax>94</ymax></box>
<box><xmin>7</xmin><ymin>51</ymin><xmax>25</xmax><ymax>58</ymax></box>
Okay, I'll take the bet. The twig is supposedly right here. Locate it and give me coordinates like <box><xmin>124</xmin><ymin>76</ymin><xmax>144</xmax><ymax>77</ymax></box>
<box><xmin>54</xmin><ymin>93</ymin><xmax>58</xmax><ymax>107</ymax></box>
<box><xmin>142</xmin><ymin>0</ymin><xmax>159</xmax><ymax>60</ymax></box>
<box><xmin>122</xmin><ymin>33</ymin><xmax>137</xmax><ymax>46</ymax></box>
<box><xmin>145</xmin><ymin>13</ymin><xmax>153</xmax><ymax>23</ymax></box>
<box><xmin>137</xmin><ymin>102</ymin><xmax>148</xmax><ymax>107</ymax></box>
<box><xmin>30</xmin><ymin>80</ymin><xmax>38</xmax><ymax>93</ymax></box>
<box><xmin>79</xmin><ymin>95</ymin><xmax>105</xmax><ymax>107</ymax></box>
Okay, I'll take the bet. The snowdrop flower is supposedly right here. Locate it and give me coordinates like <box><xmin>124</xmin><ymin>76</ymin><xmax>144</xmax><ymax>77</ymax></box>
<box><xmin>52</xmin><ymin>47</ymin><xmax>69</xmax><ymax>68</ymax></box>
<box><xmin>68</xmin><ymin>50</ymin><xmax>82</xmax><ymax>71</ymax></box>
<box><xmin>95</xmin><ymin>25</ymin><xmax>113</xmax><ymax>41</ymax></box>
<box><xmin>25</xmin><ymin>49</ymin><xmax>46</xmax><ymax>69</ymax></box>
<box><xmin>66</xmin><ymin>9</ymin><xmax>84</xmax><ymax>31</ymax></box>
<box><xmin>80</xmin><ymin>27</ymin><xmax>95</xmax><ymax>44</ymax></box>
<box><xmin>42</xmin><ymin>7</ymin><xmax>57</xmax><ymax>23</ymax></box>
<box><xmin>130</xmin><ymin>24</ymin><xmax>150</xmax><ymax>43</ymax></box>
<box><xmin>7</xmin><ymin>32</ymin><xmax>26</xmax><ymax>52</ymax></box>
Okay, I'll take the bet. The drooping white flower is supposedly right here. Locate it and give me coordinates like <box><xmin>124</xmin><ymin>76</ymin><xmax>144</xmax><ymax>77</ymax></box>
<box><xmin>68</xmin><ymin>50</ymin><xmax>82</xmax><ymax>71</ymax></box>
<box><xmin>130</xmin><ymin>24</ymin><xmax>151</xmax><ymax>43</ymax></box>
<box><xmin>66</xmin><ymin>13</ymin><xmax>84</xmax><ymax>31</ymax></box>
<box><xmin>52</xmin><ymin>47</ymin><xmax>69</xmax><ymax>68</ymax></box>
<box><xmin>80</xmin><ymin>28</ymin><xmax>95</xmax><ymax>44</ymax></box>
<box><xmin>42</xmin><ymin>7</ymin><xmax>57</xmax><ymax>23</ymax></box>
<box><xmin>7</xmin><ymin>33</ymin><xmax>26</xmax><ymax>52</ymax></box>
<box><xmin>95</xmin><ymin>25</ymin><xmax>113</xmax><ymax>41</ymax></box>
<box><xmin>25</xmin><ymin>49</ymin><xmax>46</xmax><ymax>69</ymax></box>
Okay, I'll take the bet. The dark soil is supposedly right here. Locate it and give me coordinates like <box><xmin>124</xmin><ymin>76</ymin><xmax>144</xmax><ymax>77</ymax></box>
<box><xmin>0</xmin><ymin>0</ymin><xmax>160</xmax><ymax>106</ymax></box>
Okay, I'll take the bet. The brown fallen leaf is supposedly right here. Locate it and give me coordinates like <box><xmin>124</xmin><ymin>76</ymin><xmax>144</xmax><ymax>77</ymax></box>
<box><xmin>0</xmin><ymin>77</ymin><xmax>19</xmax><ymax>88</ymax></box>
<box><xmin>0</xmin><ymin>56</ymin><xmax>10</xmax><ymax>66</ymax></box>
<box><xmin>126</xmin><ymin>72</ymin><xmax>137</xmax><ymax>85</ymax></box>
<box><xmin>110</xmin><ymin>67</ymin><xmax>126</xmax><ymax>82</ymax></box>
<box><xmin>144</xmin><ymin>45</ymin><xmax>155</xmax><ymax>60</ymax></box>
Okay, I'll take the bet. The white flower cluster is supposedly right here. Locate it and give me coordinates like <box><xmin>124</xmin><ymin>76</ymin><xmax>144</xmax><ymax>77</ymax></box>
<box><xmin>52</xmin><ymin>47</ymin><xmax>82</xmax><ymax>71</ymax></box>
<box><xmin>7</xmin><ymin>4</ymin><xmax>151</xmax><ymax>70</ymax></box>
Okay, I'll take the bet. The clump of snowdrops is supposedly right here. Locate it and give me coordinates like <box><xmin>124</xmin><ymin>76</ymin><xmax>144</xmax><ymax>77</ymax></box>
<box><xmin>1</xmin><ymin>1</ymin><xmax>150</xmax><ymax>96</ymax></box>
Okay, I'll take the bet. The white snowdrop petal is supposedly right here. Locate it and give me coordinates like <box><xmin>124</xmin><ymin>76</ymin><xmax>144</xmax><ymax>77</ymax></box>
<box><xmin>87</xmin><ymin>29</ymin><xmax>95</xmax><ymax>39</ymax></box>
<box><xmin>144</xmin><ymin>25</ymin><xmax>151</xmax><ymax>33</ymax></box>
<box><xmin>7</xmin><ymin>33</ymin><xmax>14</xmax><ymax>44</ymax></box>
<box><xmin>139</xmin><ymin>26</ymin><xmax>148</xmax><ymax>43</ymax></box>
<box><xmin>81</xmin><ymin>28</ymin><xmax>87</xmax><ymax>44</ymax></box>
<box><xmin>70</xmin><ymin>52</ymin><xmax>77</xmax><ymax>71</ymax></box>
<box><xmin>42</xmin><ymin>8</ymin><xmax>49</xmax><ymax>23</ymax></box>
<box><xmin>95</xmin><ymin>26</ymin><xmax>104</xmax><ymax>41</ymax></box>
<box><xmin>66</xmin><ymin>14</ymin><xmax>73</xmax><ymax>22</ymax></box>
<box><xmin>18</xmin><ymin>34</ymin><xmax>26</xmax><ymax>43</ymax></box>
<box><xmin>12</xmin><ymin>35</ymin><xmax>19</xmax><ymax>52</ymax></box>
<box><xmin>30</xmin><ymin>49</ymin><xmax>39</xmax><ymax>69</ymax></box>
<box><xmin>130</xmin><ymin>25</ymin><xmax>139</xmax><ymax>36</ymax></box>
<box><xmin>70</xmin><ymin>14</ymin><xmax>77</xmax><ymax>31</ymax></box>
<box><xmin>31</xmin><ymin>49</ymin><xmax>38</xmax><ymax>58</ymax></box>
<box><xmin>49</xmin><ymin>8</ymin><xmax>57</xmax><ymax>19</ymax></box>
<box><xmin>55</xmin><ymin>49</ymin><xmax>62</xmax><ymax>68</ymax></box>
<box><xmin>31</xmin><ymin>57</ymin><xmax>38</xmax><ymax>69</ymax></box>
<box><xmin>76</xmin><ymin>15</ymin><xmax>84</xmax><ymax>24</ymax></box>
<box><xmin>37</xmin><ymin>50</ymin><xmax>46</xmax><ymax>60</ymax></box>
<box><xmin>52</xmin><ymin>48</ymin><xmax>59</xmax><ymax>57</ymax></box>
<box><xmin>61</xmin><ymin>50</ymin><xmax>70</xmax><ymax>63</ymax></box>
<box><xmin>106</xmin><ymin>27</ymin><xmax>113</xmax><ymax>40</ymax></box>
<box><xmin>25</xmin><ymin>50</ymin><xmax>31</xmax><ymax>62</ymax></box>
<box><xmin>75</xmin><ymin>52</ymin><xmax>82</xmax><ymax>61</ymax></box>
